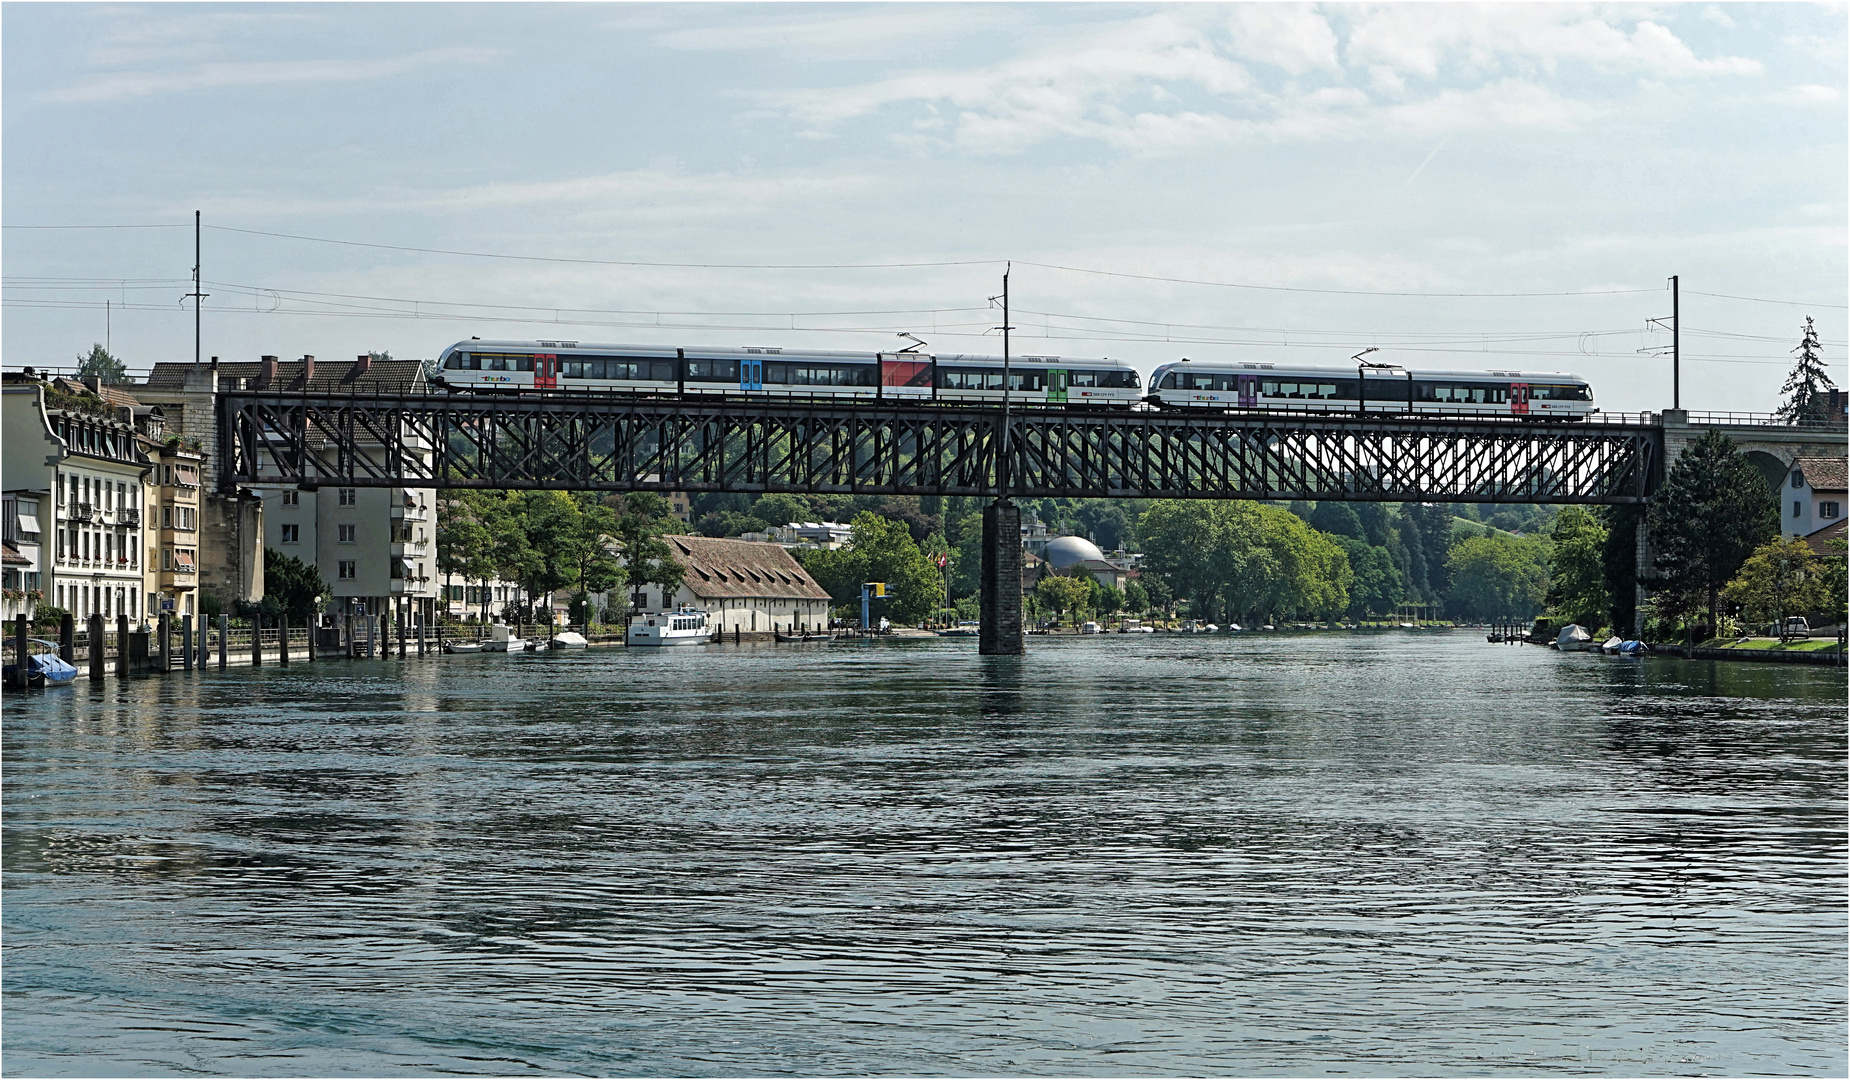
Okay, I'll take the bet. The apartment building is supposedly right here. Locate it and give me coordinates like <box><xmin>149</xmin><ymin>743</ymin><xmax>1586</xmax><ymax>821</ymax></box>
<box><xmin>1</xmin><ymin>374</ymin><xmax>151</xmax><ymax>623</ymax></box>
<box><xmin>136</xmin><ymin>415</ymin><xmax>207</xmax><ymax>620</ymax></box>
<box><xmin>2</xmin><ymin>492</ymin><xmax>43</xmax><ymax>622</ymax></box>
<box><xmin>144</xmin><ymin>354</ymin><xmax>438</xmax><ymax>629</ymax></box>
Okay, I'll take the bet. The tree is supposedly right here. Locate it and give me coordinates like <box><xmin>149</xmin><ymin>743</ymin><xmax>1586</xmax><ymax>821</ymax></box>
<box><xmin>1649</xmin><ymin>430</ymin><xmax>1780</xmax><ymax>635</ymax></box>
<box><xmin>1332</xmin><ymin>536</ymin><xmax>1404</xmax><ymax>618</ymax></box>
<box><xmin>263</xmin><ymin>548</ymin><xmax>329</xmax><ymax>622</ymax></box>
<box><xmin>1776</xmin><ymin>317</ymin><xmax>1838</xmax><ymax>424</ymax></box>
<box><xmin>1545</xmin><ymin>506</ymin><xmax>1609</xmax><ymax>630</ymax></box>
<box><xmin>1122</xmin><ymin>579</ymin><xmax>1149</xmax><ymax>614</ymax></box>
<box><xmin>1309</xmin><ymin>501</ymin><xmax>1365</xmax><ymax>540</ymax></box>
<box><xmin>1446</xmin><ymin>534</ymin><xmax>1550</xmax><ymax>620</ymax></box>
<box><xmin>1136</xmin><ymin>501</ymin><xmax>1350</xmax><ymax>624</ymax></box>
<box><xmin>611</xmin><ymin>493</ymin><xmax>684</xmax><ymax>610</ymax></box>
<box><xmin>77</xmin><ymin>344</ymin><xmax>127</xmax><ymax>384</ymax></box>
<box><xmin>1720</xmin><ymin>536</ymin><xmax>1830</xmax><ymax>635</ymax></box>
<box><xmin>436</xmin><ymin>493</ymin><xmax>494</xmax><ymax>619</ymax></box>
<box><xmin>750</xmin><ymin>493</ymin><xmax>809</xmax><ymax>529</ymax></box>
<box><xmin>795</xmin><ymin>511</ymin><xmax>942</xmax><ymax>623</ymax></box>
<box><xmin>1035</xmin><ymin>573</ymin><xmax>1092</xmax><ymax>620</ymax></box>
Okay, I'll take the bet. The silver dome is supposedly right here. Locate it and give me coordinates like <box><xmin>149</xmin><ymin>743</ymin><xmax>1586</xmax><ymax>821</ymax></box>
<box><xmin>1043</xmin><ymin>535</ymin><xmax>1107</xmax><ymax>569</ymax></box>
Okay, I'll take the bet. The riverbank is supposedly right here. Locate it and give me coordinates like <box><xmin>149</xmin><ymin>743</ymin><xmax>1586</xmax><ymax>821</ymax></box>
<box><xmin>1649</xmin><ymin>637</ymin><xmax>1845</xmax><ymax>666</ymax></box>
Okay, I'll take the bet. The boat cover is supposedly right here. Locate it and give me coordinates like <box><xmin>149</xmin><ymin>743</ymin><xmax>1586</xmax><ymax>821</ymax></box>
<box><xmin>1556</xmin><ymin>624</ymin><xmax>1592</xmax><ymax>648</ymax></box>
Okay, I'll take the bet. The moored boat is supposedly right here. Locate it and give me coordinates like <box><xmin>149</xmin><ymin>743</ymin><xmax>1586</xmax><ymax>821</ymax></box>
<box><xmin>630</xmin><ymin>607</ymin><xmax>712</xmax><ymax>647</ymax></box>
<box><xmin>482</xmin><ymin>623</ymin><xmax>529</xmax><ymax>652</ymax></box>
<box><xmin>538</xmin><ymin>630</ymin><xmax>589</xmax><ymax>651</ymax></box>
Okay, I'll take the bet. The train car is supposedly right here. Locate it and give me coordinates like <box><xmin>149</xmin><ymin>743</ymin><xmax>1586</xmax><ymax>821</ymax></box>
<box><xmin>433</xmin><ymin>340</ymin><xmax>1142</xmax><ymax>407</ymax></box>
<box><xmin>1145</xmin><ymin>360</ymin><xmax>1595</xmax><ymax>420</ymax></box>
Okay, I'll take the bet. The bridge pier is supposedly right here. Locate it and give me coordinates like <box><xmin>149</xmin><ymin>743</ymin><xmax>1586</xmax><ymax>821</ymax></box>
<box><xmin>979</xmin><ymin>499</ymin><xmax>1023</xmax><ymax>656</ymax></box>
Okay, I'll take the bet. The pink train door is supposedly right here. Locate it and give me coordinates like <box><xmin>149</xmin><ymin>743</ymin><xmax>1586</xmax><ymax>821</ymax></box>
<box><xmin>1509</xmin><ymin>383</ymin><xmax>1529</xmax><ymax>416</ymax></box>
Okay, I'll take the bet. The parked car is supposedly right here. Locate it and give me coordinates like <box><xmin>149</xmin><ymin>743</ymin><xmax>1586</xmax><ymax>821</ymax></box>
<box><xmin>1782</xmin><ymin>616</ymin><xmax>1811</xmax><ymax>639</ymax></box>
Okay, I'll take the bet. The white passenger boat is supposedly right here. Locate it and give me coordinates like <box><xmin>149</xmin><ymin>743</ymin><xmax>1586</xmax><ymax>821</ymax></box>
<box><xmin>482</xmin><ymin>623</ymin><xmax>529</xmax><ymax>652</ymax></box>
<box><xmin>1080</xmin><ymin>621</ymin><xmax>1102</xmax><ymax>634</ymax></box>
<box><xmin>630</xmin><ymin>608</ymin><xmax>713</xmax><ymax>647</ymax></box>
<box><xmin>539</xmin><ymin>630</ymin><xmax>589</xmax><ymax>651</ymax></box>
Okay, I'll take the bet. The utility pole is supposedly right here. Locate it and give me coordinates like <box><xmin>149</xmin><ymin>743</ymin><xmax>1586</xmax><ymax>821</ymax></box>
<box><xmin>1669</xmin><ymin>274</ymin><xmax>1679</xmax><ymax>410</ymax></box>
<box><xmin>998</xmin><ymin>264</ymin><xmax>1013</xmax><ymax>494</ymax></box>
<box><xmin>186</xmin><ymin>211</ymin><xmax>208</xmax><ymax>366</ymax></box>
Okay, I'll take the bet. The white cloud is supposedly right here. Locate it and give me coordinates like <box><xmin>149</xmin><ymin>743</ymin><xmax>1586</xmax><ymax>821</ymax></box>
<box><xmin>765</xmin><ymin>13</ymin><xmax>1252</xmax><ymax>151</ymax></box>
<box><xmin>1222</xmin><ymin>5</ymin><xmax>1340</xmax><ymax>74</ymax></box>
<box><xmin>1345</xmin><ymin>8</ymin><xmax>1762</xmax><ymax>79</ymax></box>
<box><xmin>43</xmin><ymin>46</ymin><xmax>496</xmax><ymax>103</ymax></box>
<box><xmin>1768</xmin><ymin>83</ymin><xmax>1843</xmax><ymax>105</ymax></box>
<box><xmin>649</xmin><ymin>6</ymin><xmax>1012</xmax><ymax>61</ymax></box>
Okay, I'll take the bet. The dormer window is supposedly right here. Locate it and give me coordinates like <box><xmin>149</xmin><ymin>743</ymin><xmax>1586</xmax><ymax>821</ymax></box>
<box><xmin>1793</xmin><ymin>470</ymin><xmax>1804</xmax><ymax>489</ymax></box>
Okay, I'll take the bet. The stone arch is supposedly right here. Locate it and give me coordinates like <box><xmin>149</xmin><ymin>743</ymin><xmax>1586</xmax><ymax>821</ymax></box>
<box><xmin>1742</xmin><ymin>449</ymin><xmax>1789</xmax><ymax>495</ymax></box>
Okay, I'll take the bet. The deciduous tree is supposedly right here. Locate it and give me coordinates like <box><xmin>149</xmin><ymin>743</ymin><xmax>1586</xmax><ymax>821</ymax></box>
<box><xmin>76</xmin><ymin>343</ymin><xmax>127</xmax><ymax>384</ymax></box>
<box><xmin>1545</xmin><ymin>506</ymin><xmax>1609</xmax><ymax>630</ymax></box>
<box><xmin>1720</xmin><ymin>536</ymin><xmax>1829</xmax><ymax>633</ymax></box>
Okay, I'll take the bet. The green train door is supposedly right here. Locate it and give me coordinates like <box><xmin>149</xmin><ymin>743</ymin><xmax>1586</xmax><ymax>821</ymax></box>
<box><xmin>1047</xmin><ymin>368</ymin><xmax>1069</xmax><ymax>404</ymax></box>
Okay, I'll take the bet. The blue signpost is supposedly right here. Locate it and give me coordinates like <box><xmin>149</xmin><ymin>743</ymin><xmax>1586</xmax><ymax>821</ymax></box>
<box><xmin>860</xmin><ymin>582</ymin><xmax>887</xmax><ymax>631</ymax></box>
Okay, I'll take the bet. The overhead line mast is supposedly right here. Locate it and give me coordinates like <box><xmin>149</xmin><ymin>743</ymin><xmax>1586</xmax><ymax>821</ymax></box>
<box><xmin>185</xmin><ymin>211</ymin><xmax>208</xmax><ymax>367</ymax></box>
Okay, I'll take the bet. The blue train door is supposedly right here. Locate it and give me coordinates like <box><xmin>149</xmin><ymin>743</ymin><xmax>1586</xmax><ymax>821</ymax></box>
<box><xmin>1237</xmin><ymin>374</ymin><xmax>1257</xmax><ymax>407</ymax></box>
<box><xmin>740</xmin><ymin>359</ymin><xmax>762</xmax><ymax>392</ymax></box>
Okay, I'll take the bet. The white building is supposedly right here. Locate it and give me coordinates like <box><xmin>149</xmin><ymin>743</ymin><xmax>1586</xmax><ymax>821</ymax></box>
<box><xmin>625</xmin><ymin>534</ymin><xmax>832</xmax><ymax>637</ymax></box>
<box><xmin>1783</xmin><ymin>456</ymin><xmax>1846</xmax><ymax>538</ymax></box>
<box><xmin>2</xmin><ymin>374</ymin><xmax>152</xmax><ymax>625</ymax></box>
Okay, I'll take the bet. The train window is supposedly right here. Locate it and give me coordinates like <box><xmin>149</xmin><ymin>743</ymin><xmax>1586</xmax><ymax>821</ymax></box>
<box><xmin>515</xmin><ymin>357</ymin><xmax>533</xmax><ymax>372</ymax></box>
<box><xmin>651</xmin><ymin>361</ymin><xmax>675</xmax><ymax>381</ymax></box>
<box><xmin>485</xmin><ymin>355</ymin><xmax>508</xmax><ymax>371</ymax></box>
<box><xmin>1260</xmin><ymin>380</ymin><xmax>1279</xmax><ymax>397</ymax></box>
<box><xmin>1069</xmin><ymin>371</ymin><xmax>1098</xmax><ymax>388</ymax></box>
<box><xmin>561</xmin><ymin>361</ymin><xmax>585</xmax><ymax>378</ymax></box>
<box><xmin>1160</xmin><ymin>372</ymin><xmax>1177</xmax><ymax>389</ymax></box>
<box><xmin>1007</xmin><ymin>370</ymin><xmax>1046</xmax><ymax>392</ymax></box>
<box><xmin>687</xmin><ymin>359</ymin><xmax>738</xmax><ymax>382</ymax></box>
<box><xmin>763</xmin><ymin>362</ymin><xmax>789</xmax><ymax>384</ymax></box>
<box><xmin>1096</xmin><ymin>370</ymin><xmax>1138</xmax><ymax>389</ymax></box>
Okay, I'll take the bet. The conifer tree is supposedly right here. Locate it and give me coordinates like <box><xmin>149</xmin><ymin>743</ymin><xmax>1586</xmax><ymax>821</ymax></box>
<box><xmin>1648</xmin><ymin>431</ymin><xmax>1780</xmax><ymax>636</ymax></box>
<box><xmin>1776</xmin><ymin>316</ymin><xmax>1837</xmax><ymax>424</ymax></box>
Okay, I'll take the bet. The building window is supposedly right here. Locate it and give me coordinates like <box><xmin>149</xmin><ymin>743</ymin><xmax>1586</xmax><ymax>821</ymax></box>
<box><xmin>1793</xmin><ymin>470</ymin><xmax>1804</xmax><ymax>489</ymax></box>
<box><xmin>163</xmin><ymin>549</ymin><xmax>172</xmax><ymax>570</ymax></box>
<box><xmin>1794</xmin><ymin>500</ymin><xmax>1802</xmax><ymax>517</ymax></box>
<box><xmin>163</xmin><ymin>506</ymin><xmax>173</xmax><ymax>528</ymax></box>
<box><xmin>1822</xmin><ymin>502</ymin><xmax>1841</xmax><ymax>520</ymax></box>
<box><xmin>338</xmin><ymin>524</ymin><xmax>356</xmax><ymax>543</ymax></box>
<box><xmin>280</xmin><ymin>524</ymin><xmax>299</xmax><ymax>543</ymax></box>
<box><xmin>338</xmin><ymin>488</ymin><xmax>356</xmax><ymax>506</ymax></box>
<box><xmin>338</xmin><ymin>560</ymin><xmax>357</xmax><ymax>580</ymax></box>
<box><xmin>281</xmin><ymin>490</ymin><xmax>299</xmax><ymax>506</ymax></box>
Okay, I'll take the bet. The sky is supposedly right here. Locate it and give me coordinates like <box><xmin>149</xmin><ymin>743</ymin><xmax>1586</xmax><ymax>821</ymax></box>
<box><xmin>3</xmin><ymin>2</ymin><xmax>1845</xmax><ymax>413</ymax></box>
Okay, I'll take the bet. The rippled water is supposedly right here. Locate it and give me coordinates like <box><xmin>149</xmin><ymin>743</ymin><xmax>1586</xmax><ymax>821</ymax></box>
<box><xmin>4</xmin><ymin>634</ymin><xmax>1844</xmax><ymax>1076</ymax></box>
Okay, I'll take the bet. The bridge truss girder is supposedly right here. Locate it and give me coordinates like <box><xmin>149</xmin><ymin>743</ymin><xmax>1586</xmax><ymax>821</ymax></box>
<box><xmin>219</xmin><ymin>392</ymin><xmax>1661</xmax><ymax>504</ymax></box>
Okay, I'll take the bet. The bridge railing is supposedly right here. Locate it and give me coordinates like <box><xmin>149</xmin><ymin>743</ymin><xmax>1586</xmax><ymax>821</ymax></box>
<box><xmin>1677</xmin><ymin>410</ymin><xmax>1849</xmax><ymax>431</ymax></box>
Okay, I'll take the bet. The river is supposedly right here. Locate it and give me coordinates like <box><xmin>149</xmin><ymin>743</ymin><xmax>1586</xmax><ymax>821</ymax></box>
<box><xmin>3</xmin><ymin>633</ymin><xmax>1844</xmax><ymax>1076</ymax></box>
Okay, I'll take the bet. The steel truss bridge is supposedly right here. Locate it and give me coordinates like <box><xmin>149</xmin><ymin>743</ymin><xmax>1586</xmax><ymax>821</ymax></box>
<box><xmin>219</xmin><ymin>391</ymin><xmax>1663</xmax><ymax>504</ymax></box>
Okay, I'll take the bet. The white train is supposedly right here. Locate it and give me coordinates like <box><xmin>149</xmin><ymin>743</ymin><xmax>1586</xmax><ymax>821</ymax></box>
<box><xmin>433</xmin><ymin>340</ymin><xmax>1597</xmax><ymax>420</ymax></box>
<box><xmin>1146</xmin><ymin>360</ymin><xmax>1597</xmax><ymax>420</ymax></box>
<box><xmin>433</xmin><ymin>340</ymin><xmax>1144</xmax><ymax>407</ymax></box>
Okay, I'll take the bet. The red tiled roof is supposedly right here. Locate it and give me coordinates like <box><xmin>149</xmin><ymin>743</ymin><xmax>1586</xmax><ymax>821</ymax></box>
<box><xmin>2</xmin><ymin>540</ymin><xmax>28</xmax><ymax>566</ymax></box>
<box><xmin>664</xmin><ymin>535</ymin><xmax>832</xmax><ymax>601</ymax></box>
<box><xmin>1804</xmin><ymin>517</ymin><xmax>1847</xmax><ymax>553</ymax></box>
<box><xmin>1796</xmin><ymin>456</ymin><xmax>1847</xmax><ymax>493</ymax></box>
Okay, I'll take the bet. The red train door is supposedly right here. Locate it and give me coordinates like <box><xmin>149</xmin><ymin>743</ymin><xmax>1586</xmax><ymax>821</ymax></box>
<box><xmin>1509</xmin><ymin>383</ymin><xmax>1529</xmax><ymax>416</ymax></box>
<box><xmin>534</xmin><ymin>353</ymin><xmax>557</xmax><ymax>390</ymax></box>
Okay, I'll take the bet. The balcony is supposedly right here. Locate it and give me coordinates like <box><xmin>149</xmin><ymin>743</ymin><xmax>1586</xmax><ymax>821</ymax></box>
<box><xmin>159</xmin><ymin>569</ymin><xmax>196</xmax><ymax>589</ymax></box>
<box><xmin>122</xmin><ymin>508</ymin><xmax>141</xmax><ymax>527</ymax></box>
<box><xmin>70</xmin><ymin>503</ymin><xmax>95</xmax><ymax>523</ymax></box>
<box><xmin>390</xmin><ymin>541</ymin><xmax>428</xmax><ymax>559</ymax></box>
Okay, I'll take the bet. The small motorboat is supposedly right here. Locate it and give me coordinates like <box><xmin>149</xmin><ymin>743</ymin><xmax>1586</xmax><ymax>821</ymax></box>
<box><xmin>1598</xmin><ymin>635</ymin><xmax>1624</xmax><ymax>654</ymax></box>
<box><xmin>482</xmin><ymin>623</ymin><xmax>529</xmax><ymax>652</ymax></box>
<box><xmin>775</xmin><ymin>629</ymin><xmax>831</xmax><ymax>643</ymax></box>
<box><xmin>539</xmin><ymin>630</ymin><xmax>589</xmax><ymax>651</ymax></box>
<box><xmin>1080</xmin><ymin>621</ymin><xmax>1102</xmax><ymax>635</ymax></box>
<box><xmin>1616</xmin><ymin>640</ymin><xmax>1649</xmax><ymax>656</ymax></box>
<box><xmin>6</xmin><ymin>640</ymin><xmax>77</xmax><ymax>687</ymax></box>
<box><xmin>1554</xmin><ymin>624</ymin><xmax>1593</xmax><ymax>652</ymax></box>
<box><xmin>443</xmin><ymin>639</ymin><xmax>487</xmax><ymax>654</ymax></box>
<box><xmin>939</xmin><ymin>621</ymin><xmax>980</xmax><ymax>638</ymax></box>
